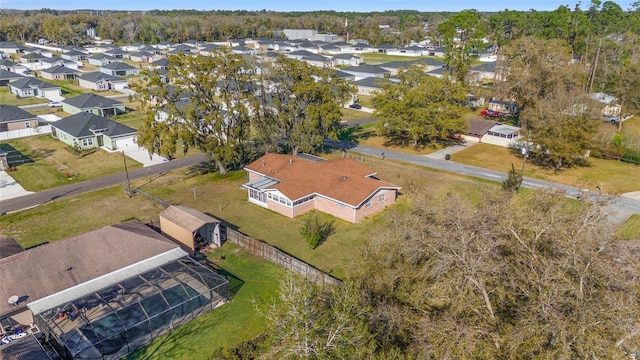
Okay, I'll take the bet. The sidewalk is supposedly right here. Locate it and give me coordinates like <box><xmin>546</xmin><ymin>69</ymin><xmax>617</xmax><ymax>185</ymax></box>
<box><xmin>0</xmin><ymin>171</ymin><xmax>33</xmax><ymax>202</ymax></box>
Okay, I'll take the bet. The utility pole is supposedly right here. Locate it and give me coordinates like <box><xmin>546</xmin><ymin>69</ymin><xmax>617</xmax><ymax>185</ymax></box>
<box><xmin>588</xmin><ymin>38</ymin><xmax>603</xmax><ymax>93</ymax></box>
<box><xmin>517</xmin><ymin>129</ymin><xmax>532</xmax><ymax>194</ymax></box>
<box><xmin>122</xmin><ymin>151</ymin><xmax>131</xmax><ymax>196</ymax></box>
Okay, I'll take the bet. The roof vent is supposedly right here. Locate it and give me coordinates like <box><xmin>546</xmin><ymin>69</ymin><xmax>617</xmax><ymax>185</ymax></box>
<box><xmin>289</xmin><ymin>159</ymin><xmax>293</xmax><ymax>164</ymax></box>
<box><xmin>342</xmin><ymin>175</ymin><xmax>347</xmax><ymax>180</ymax></box>
<box><xmin>262</xmin><ymin>160</ymin><xmax>266</xmax><ymax>167</ymax></box>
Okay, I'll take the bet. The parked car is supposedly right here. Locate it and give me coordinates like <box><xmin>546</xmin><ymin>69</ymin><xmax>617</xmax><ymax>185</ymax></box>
<box><xmin>349</xmin><ymin>103</ymin><xmax>362</xmax><ymax>109</ymax></box>
<box><xmin>602</xmin><ymin>114</ymin><xmax>620</xmax><ymax>123</ymax></box>
<box><xmin>48</xmin><ymin>101</ymin><xmax>63</xmax><ymax>108</ymax></box>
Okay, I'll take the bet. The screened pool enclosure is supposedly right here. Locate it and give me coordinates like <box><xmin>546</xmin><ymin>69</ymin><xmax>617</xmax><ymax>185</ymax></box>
<box><xmin>33</xmin><ymin>258</ymin><xmax>229</xmax><ymax>360</ymax></box>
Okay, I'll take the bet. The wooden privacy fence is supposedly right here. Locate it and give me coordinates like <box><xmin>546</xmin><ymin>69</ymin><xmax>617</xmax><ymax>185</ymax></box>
<box><xmin>225</xmin><ymin>228</ymin><xmax>342</xmax><ymax>286</ymax></box>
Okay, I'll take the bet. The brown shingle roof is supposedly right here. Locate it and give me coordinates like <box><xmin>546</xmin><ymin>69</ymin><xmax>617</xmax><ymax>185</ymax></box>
<box><xmin>0</xmin><ymin>221</ymin><xmax>178</xmax><ymax>317</ymax></box>
<box><xmin>245</xmin><ymin>153</ymin><xmax>400</xmax><ymax>207</ymax></box>
<box><xmin>159</xmin><ymin>205</ymin><xmax>220</xmax><ymax>232</ymax></box>
<box><xmin>467</xmin><ymin>118</ymin><xmax>498</xmax><ymax>136</ymax></box>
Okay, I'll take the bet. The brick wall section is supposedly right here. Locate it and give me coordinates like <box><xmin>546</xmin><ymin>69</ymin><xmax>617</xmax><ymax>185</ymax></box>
<box><xmin>266</xmin><ymin>198</ymin><xmax>293</xmax><ymax>218</ymax></box>
<box><xmin>315</xmin><ymin>196</ymin><xmax>356</xmax><ymax>223</ymax></box>
<box><xmin>226</xmin><ymin>228</ymin><xmax>341</xmax><ymax>286</ymax></box>
<box><xmin>355</xmin><ymin>188</ymin><xmax>396</xmax><ymax>223</ymax></box>
<box><xmin>292</xmin><ymin>199</ymin><xmax>315</xmax><ymax>217</ymax></box>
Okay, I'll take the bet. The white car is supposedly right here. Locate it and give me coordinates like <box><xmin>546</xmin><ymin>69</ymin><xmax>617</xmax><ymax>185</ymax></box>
<box><xmin>48</xmin><ymin>101</ymin><xmax>62</xmax><ymax>108</ymax></box>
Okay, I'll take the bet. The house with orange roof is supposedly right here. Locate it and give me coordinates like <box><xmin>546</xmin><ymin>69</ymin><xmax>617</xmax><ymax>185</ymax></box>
<box><xmin>243</xmin><ymin>153</ymin><xmax>401</xmax><ymax>223</ymax></box>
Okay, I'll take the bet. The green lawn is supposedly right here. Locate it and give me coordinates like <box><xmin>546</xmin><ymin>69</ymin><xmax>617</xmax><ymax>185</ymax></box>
<box><xmin>452</xmin><ymin>143</ymin><xmax>640</xmax><ymax>194</ymax></box>
<box><xmin>126</xmin><ymin>242</ymin><xmax>283</xmax><ymax>360</ymax></box>
<box><xmin>0</xmin><ymin>87</ymin><xmax>48</xmax><ymax>106</ymax></box>
<box><xmin>44</xmin><ymin>79</ymin><xmax>87</xmax><ymax>97</ymax></box>
<box><xmin>360</xmin><ymin>52</ymin><xmax>420</xmax><ymax>64</ymax></box>
<box><xmin>355</xmin><ymin>93</ymin><xmax>374</xmax><ymax>108</ymax></box>
<box><xmin>341</xmin><ymin>108</ymin><xmax>373</xmax><ymax>122</ymax></box>
<box><xmin>0</xmin><ymin>135</ymin><xmax>142</xmax><ymax>192</ymax></box>
<box><xmin>617</xmin><ymin>214</ymin><xmax>640</xmax><ymax>240</ymax></box>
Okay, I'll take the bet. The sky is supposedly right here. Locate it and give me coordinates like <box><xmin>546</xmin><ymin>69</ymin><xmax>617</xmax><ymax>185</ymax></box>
<box><xmin>0</xmin><ymin>0</ymin><xmax>635</xmax><ymax>12</ymax></box>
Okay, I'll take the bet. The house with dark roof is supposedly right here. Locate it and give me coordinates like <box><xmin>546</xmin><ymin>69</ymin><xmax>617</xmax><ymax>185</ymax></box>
<box><xmin>330</xmin><ymin>53</ymin><xmax>363</xmax><ymax>67</ymax></box>
<box><xmin>86</xmin><ymin>53</ymin><xmax>120</xmax><ymax>66</ymax></box>
<box><xmin>40</xmin><ymin>56</ymin><xmax>79</xmax><ymax>70</ymax></box>
<box><xmin>103</xmin><ymin>47</ymin><xmax>130</xmax><ymax>59</ymax></box>
<box><xmin>7</xmin><ymin>77</ymin><xmax>62</xmax><ymax>98</ymax></box>
<box><xmin>0</xmin><ymin>220</ymin><xmax>229</xmax><ymax>360</ymax></box>
<box><xmin>468</xmin><ymin>61</ymin><xmax>499</xmax><ymax>83</ymax></box>
<box><xmin>463</xmin><ymin>118</ymin><xmax>521</xmax><ymax>147</ymax></box>
<box><xmin>353</xmin><ymin>76</ymin><xmax>393</xmax><ymax>95</ymax></box>
<box><xmin>51</xmin><ymin>112</ymin><xmax>137</xmax><ymax>150</ymax></box>
<box><xmin>39</xmin><ymin>65</ymin><xmax>81</xmax><ymax>80</ymax></box>
<box><xmin>428</xmin><ymin>46</ymin><xmax>447</xmax><ymax>57</ymax></box>
<box><xmin>373</xmin><ymin>43</ymin><xmax>397</xmax><ymax>53</ymax></box>
<box><xmin>0</xmin><ymin>105</ymin><xmax>38</xmax><ymax>132</ymax></box>
<box><xmin>394</xmin><ymin>45</ymin><xmax>426</xmax><ymax>56</ymax></box>
<box><xmin>243</xmin><ymin>153</ymin><xmax>401</xmax><ymax>223</ymax></box>
<box><xmin>0</xmin><ymin>41</ymin><xmax>24</xmax><ymax>53</ymax></box>
<box><xmin>0</xmin><ymin>69</ymin><xmax>25</xmax><ymax>85</ymax></box>
<box><xmin>129</xmin><ymin>51</ymin><xmax>162</xmax><ymax>63</ymax></box>
<box><xmin>99</xmin><ymin>61</ymin><xmax>140</xmax><ymax>76</ymax></box>
<box><xmin>76</xmin><ymin>72</ymin><xmax>128</xmax><ymax>91</ymax></box>
<box><xmin>341</xmin><ymin>64</ymin><xmax>390</xmax><ymax>81</ymax></box>
<box><xmin>19</xmin><ymin>52</ymin><xmax>48</xmax><ymax>64</ymax></box>
<box><xmin>379</xmin><ymin>61</ymin><xmax>414</xmax><ymax>76</ymax></box>
<box><xmin>60</xmin><ymin>50</ymin><xmax>87</xmax><ymax>62</ymax></box>
<box><xmin>150</xmin><ymin>57</ymin><xmax>170</xmax><ymax>70</ymax></box>
<box><xmin>301</xmin><ymin>53</ymin><xmax>330</xmax><ymax>67</ymax></box>
<box><xmin>411</xmin><ymin>57</ymin><xmax>446</xmax><ymax>72</ymax></box>
<box><xmin>62</xmin><ymin>93</ymin><xmax>125</xmax><ymax>116</ymax></box>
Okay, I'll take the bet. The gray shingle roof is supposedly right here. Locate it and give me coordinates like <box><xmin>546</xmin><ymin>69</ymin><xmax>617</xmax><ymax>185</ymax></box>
<box><xmin>151</xmin><ymin>58</ymin><xmax>170</xmax><ymax>67</ymax></box>
<box><xmin>76</xmin><ymin>71</ymin><xmax>126</xmax><ymax>83</ymax></box>
<box><xmin>0</xmin><ymin>220</ymin><xmax>178</xmax><ymax>317</ymax></box>
<box><xmin>62</xmin><ymin>93</ymin><xmax>124</xmax><ymax>109</ymax></box>
<box><xmin>52</xmin><ymin>112</ymin><xmax>136</xmax><ymax>138</ymax></box>
<box><xmin>0</xmin><ymin>69</ymin><xmax>25</xmax><ymax>81</ymax></box>
<box><xmin>8</xmin><ymin>77</ymin><xmax>60</xmax><ymax>90</ymax></box>
<box><xmin>0</xmin><ymin>105</ymin><xmax>36</xmax><ymax>123</ymax></box>
<box><xmin>41</xmin><ymin>56</ymin><xmax>66</xmax><ymax>64</ymax></box>
<box><xmin>101</xmin><ymin>62</ymin><xmax>138</xmax><ymax>70</ymax></box>
<box><xmin>88</xmin><ymin>53</ymin><xmax>116</xmax><ymax>61</ymax></box>
<box><xmin>40</xmin><ymin>65</ymin><xmax>80</xmax><ymax>75</ymax></box>
<box><xmin>343</xmin><ymin>64</ymin><xmax>390</xmax><ymax>74</ymax></box>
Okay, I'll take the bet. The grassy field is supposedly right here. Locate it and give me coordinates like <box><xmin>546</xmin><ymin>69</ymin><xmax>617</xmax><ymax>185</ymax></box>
<box><xmin>355</xmin><ymin>93</ymin><xmax>374</xmax><ymax>108</ymax></box>
<box><xmin>616</xmin><ymin>214</ymin><xmax>640</xmax><ymax>240</ymax></box>
<box><xmin>452</xmin><ymin>143</ymin><xmax>640</xmax><ymax>194</ymax></box>
<box><xmin>0</xmin><ymin>134</ymin><xmax>142</xmax><ymax>192</ymax></box>
<box><xmin>341</xmin><ymin>107</ymin><xmax>373</xmax><ymax>122</ymax></box>
<box><xmin>127</xmin><ymin>242</ymin><xmax>283</xmax><ymax>360</ymax></box>
<box><xmin>360</xmin><ymin>53</ymin><xmax>420</xmax><ymax>64</ymax></box>
<box><xmin>0</xmin><ymin>87</ymin><xmax>48</xmax><ymax>106</ymax></box>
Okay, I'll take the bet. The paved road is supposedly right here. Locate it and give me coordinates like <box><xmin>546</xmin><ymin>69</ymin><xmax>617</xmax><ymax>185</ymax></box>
<box><xmin>0</xmin><ymin>154</ymin><xmax>205</xmax><ymax>214</ymax></box>
<box><xmin>346</xmin><ymin>144</ymin><xmax>640</xmax><ymax>220</ymax></box>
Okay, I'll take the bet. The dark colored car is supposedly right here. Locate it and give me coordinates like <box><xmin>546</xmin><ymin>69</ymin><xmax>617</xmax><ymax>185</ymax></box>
<box><xmin>349</xmin><ymin>103</ymin><xmax>362</xmax><ymax>109</ymax></box>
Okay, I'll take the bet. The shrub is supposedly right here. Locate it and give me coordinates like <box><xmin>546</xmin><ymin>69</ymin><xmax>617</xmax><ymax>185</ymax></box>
<box><xmin>300</xmin><ymin>211</ymin><xmax>336</xmax><ymax>249</ymax></box>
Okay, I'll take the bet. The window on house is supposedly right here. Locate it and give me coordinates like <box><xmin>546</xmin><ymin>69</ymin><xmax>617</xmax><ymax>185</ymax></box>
<box><xmin>24</xmin><ymin>122</ymin><xmax>31</xmax><ymax>128</ymax></box>
<box><xmin>81</xmin><ymin>138</ymin><xmax>94</xmax><ymax>147</ymax></box>
<box><xmin>365</xmin><ymin>200</ymin><xmax>372</xmax><ymax>208</ymax></box>
<box><xmin>378</xmin><ymin>194</ymin><xmax>385</xmax><ymax>202</ymax></box>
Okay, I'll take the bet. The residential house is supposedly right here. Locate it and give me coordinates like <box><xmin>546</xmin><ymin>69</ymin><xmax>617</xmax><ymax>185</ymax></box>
<box><xmin>0</xmin><ymin>59</ymin><xmax>28</xmax><ymax>74</ymax></box>
<box><xmin>121</xmin><ymin>43</ymin><xmax>145</xmax><ymax>52</ymax></box>
<box><xmin>429</xmin><ymin>46</ymin><xmax>447</xmax><ymax>57</ymax></box>
<box><xmin>0</xmin><ymin>105</ymin><xmax>38</xmax><ymax>132</ymax></box>
<box><xmin>318</xmin><ymin>43</ymin><xmax>341</xmax><ymax>54</ymax></box>
<box><xmin>411</xmin><ymin>57</ymin><xmax>446</xmax><ymax>72</ymax></box>
<box><xmin>51</xmin><ymin>112</ymin><xmax>137</xmax><ymax>150</ymax></box>
<box><xmin>77</xmin><ymin>72</ymin><xmax>128</xmax><ymax>91</ymax></box>
<box><xmin>335</xmin><ymin>69</ymin><xmax>355</xmax><ymax>81</ymax></box>
<box><xmin>8</xmin><ymin>77</ymin><xmax>62</xmax><ymax>98</ymax></box>
<box><xmin>167</xmin><ymin>45</ymin><xmax>197</xmax><ymax>56</ymax></box>
<box><xmin>341</xmin><ymin>64</ymin><xmax>390</xmax><ymax>81</ymax></box>
<box><xmin>463</xmin><ymin>117</ymin><xmax>499</xmax><ymax>143</ymax></box>
<box><xmin>483</xmin><ymin>123</ymin><xmax>521</xmax><ymax>147</ymax></box>
<box><xmin>19</xmin><ymin>52</ymin><xmax>48</xmax><ymax>64</ymax></box>
<box><xmin>373</xmin><ymin>43</ymin><xmax>396</xmax><ymax>53</ymax></box>
<box><xmin>159</xmin><ymin>205</ymin><xmax>223</xmax><ymax>256</ymax></box>
<box><xmin>330</xmin><ymin>54</ymin><xmax>363</xmax><ymax>67</ymax></box>
<box><xmin>23</xmin><ymin>47</ymin><xmax>53</xmax><ymax>58</ymax></box>
<box><xmin>379</xmin><ymin>61</ymin><xmax>414</xmax><ymax>76</ymax></box>
<box><xmin>354</xmin><ymin>77</ymin><xmax>392</xmax><ymax>95</ymax></box>
<box><xmin>104</xmin><ymin>47</ymin><xmax>130</xmax><ymax>59</ymax></box>
<box><xmin>243</xmin><ymin>153</ymin><xmax>401</xmax><ymax>223</ymax></box>
<box><xmin>589</xmin><ymin>92</ymin><xmax>622</xmax><ymax>117</ymax></box>
<box><xmin>0</xmin><ymin>220</ymin><xmax>229</xmax><ymax>360</ymax></box>
<box><xmin>87</xmin><ymin>53</ymin><xmax>120</xmax><ymax>66</ymax></box>
<box><xmin>286</xmin><ymin>49</ymin><xmax>316</xmax><ymax>61</ymax></box>
<box><xmin>349</xmin><ymin>42</ymin><xmax>373</xmax><ymax>53</ymax></box>
<box><xmin>0</xmin><ymin>69</ymin><xmax>25</xmax><ymax>85</ymax></box>
<box><xmin>301</xmin><ymin>53</ymin><xmax>330</xmax><ymax>68</ymax></box>
<box><xmin>393</xmin><ymin>45</ymin><xmax>426</xmax><ymax>56</ymax></box>
<box><xmin>198</xmin><ymin>44</ymin><xmax>221</xmax><ymax>56</ymax></box>
<box><xmin>129</xmin><ymin>51</ymin><xmax>162</xmax><ymax>63</ymax></box>
<box><xmin>0</xmin><ymin>41</ymin><xmax>24</xmax><ymax>53</ymax></box>
<box><xmin>468</xmin><ymin>61</ymin><xmax>498</xmax><ymax>83</ymax></box>
<box><xmin>62</xmin><ymin>93</ymin><xmax>126</xmax><ymax>117</ymax></box>
<box><xmin>39</xmin><ymin>65</ymin><xmax>81</xmax><ymax>80</ymax></box>
<box><xmin>61</xmin><ymin>50</ymin><xmax>88</xmax><ymax>62</ymax></box>
<box><xmin>100</xmin><ymin>62</ymin><xmax>140</xmax><ymax>76</ymax></box>
<box><xmin>150</xmin><ymin>58</ymin><xmax>170</xmax><ymax>70</ymax></box>
<box><xmin>41</xmin><ymin>56</ymin><xmax>80</xmax><ymax>70</ymax></box>
<box><xmin>487</xmin><ymin>100</ymin><xmax>519</xmax><ymax>115</ymax></box>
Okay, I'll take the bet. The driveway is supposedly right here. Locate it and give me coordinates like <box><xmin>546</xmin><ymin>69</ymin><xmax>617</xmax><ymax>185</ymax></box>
<box><xmin>0</xmin><ymin>171</ymin><xmax>33</xmax><ymax>202</ymax></box>
<box><xmin>120</xmin><ymin>146</ymin><xmax>168</xmax><ymax>167</ymax></box>
<box><xmin>425</xmin><ymin>141</ymin><xmax>478</xmax><ymax>160</ymax></box>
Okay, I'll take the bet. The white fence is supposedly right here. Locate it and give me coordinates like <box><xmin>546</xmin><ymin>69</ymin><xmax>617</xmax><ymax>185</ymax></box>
<box><xmin>0</xmin><ymin>125</ymin><xmax>51</xmax><ymax>141</ymax></box>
